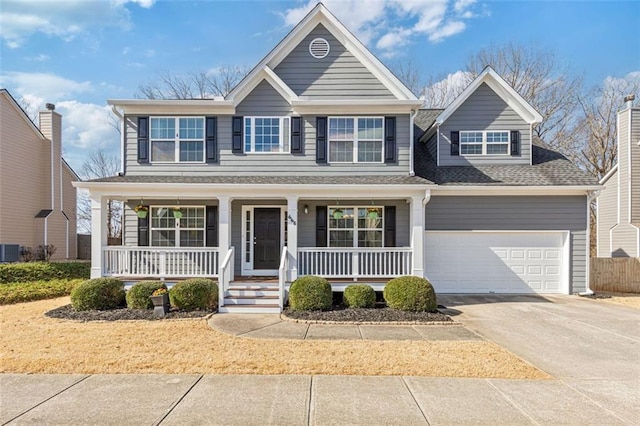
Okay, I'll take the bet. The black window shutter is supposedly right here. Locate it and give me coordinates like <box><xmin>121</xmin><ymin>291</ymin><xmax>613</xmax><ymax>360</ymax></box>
<box><xmin>384</xmin><ymin>206</ymin><xmax>396</xmax><ymax>247</ymax></box>
<box><xmin>316</xmin><ymin>206</ymin><xmax>327</xmax><ymax>247</ymax></box>
<box><xmin>137</xmin><ymin>117</ymin><xmax>149</xmax><ymax>163</ymax></box>
<box><xmin>138</xmin><ymin>208</ymin><xmax>149</xmax><ymax>246</ymax></box>
<box><xmin>316</xmin><ymin>117</ymin><xmax>327</xmax><ymax>163</ymax></box>
<box><xmin>205</xmin><ymin>117</ymin><xmax>217</xmax><ymax>163</ymax></box>
<box><xmin>510</xmin><ymin>130</ymin><xmax>520</xmax><ymax>156</ymax></box>
<box><xmin>206</xmin><ymin>206</ymin><xmax>218</xmax><ymax>247</ymax></box>
<box><xmin>232</xmin><ymin>116</ymin><xmax>243</xmax><ymax>153</ymax></box>
<box><xmin>384</xmin><ymin>117</ymin><xmax>396</xmax><ymax>163</ymax></box>
<box><xmin>450</xmin><ymin>131</ymin><xmax>459</xmax><ymax>156</ymax></box>
<box><xmin>291</xmin><ymin>116</ymin><xmax>303</xmax><ymax>154</ymax></box>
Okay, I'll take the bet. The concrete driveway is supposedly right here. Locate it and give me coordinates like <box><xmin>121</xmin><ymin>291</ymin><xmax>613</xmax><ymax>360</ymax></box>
<box><xmin>439</xmin><ymin>294</ymin><xmax>640</xmax><ymax>422</ymax></box>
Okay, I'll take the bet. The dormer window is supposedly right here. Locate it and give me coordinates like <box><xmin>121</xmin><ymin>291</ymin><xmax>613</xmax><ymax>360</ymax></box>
<box><xmin>150</xmin><ymin>117</ymin><xmax>204</xmax><ymax>163</ymax></box>
<box><xmin>460</xmin><ymin>130</ymin><xmax>509</xmax><ymax>155</ymax></box>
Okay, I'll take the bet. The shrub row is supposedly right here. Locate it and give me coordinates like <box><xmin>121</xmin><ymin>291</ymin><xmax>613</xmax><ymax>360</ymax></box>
<box><xmin>0</xmin><ymin>279</ymin><xmax>84</xmax><ymax>305</ymax></box>
<box><xmin>70</xmin><ymin>277</ymin><xmax>218</xmax><ymax>311</ymax></box>
<box><xmin>0</xmin><ymin>262</ymin><xmax>90</xmax><ymax>284</ymax></box>
<box><xmin>288</xmin><ymin>275</ymin><xmax>437</xmax><ymax>312</ymax></box>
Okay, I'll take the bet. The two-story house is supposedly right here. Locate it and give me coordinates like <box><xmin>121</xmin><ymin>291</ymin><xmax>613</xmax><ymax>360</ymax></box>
<box><xmin>0</xmin><ymin>89</ymin><xmax>78</xmax><ymax>261</ymax></box>
<box><xmin>597</xmin><ymin>95</ymin><xmax>639</xmax><ymax>257</ymax></box>
<box><xmin>76</xmin><ymin>3</ymin><xmax>599</xmax><ymax>312</ymax></box>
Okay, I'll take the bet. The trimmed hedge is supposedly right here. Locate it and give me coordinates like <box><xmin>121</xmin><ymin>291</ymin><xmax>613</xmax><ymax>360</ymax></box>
<box><xmin>343</xmin><ymin>284</ymin><xmax>375</xmax><ymax>308</ymax></box>
<box><xmin>126</xmin><ymin>281</ymin><xmax>167</xmax><ymax>309</ymax></box>
<box><xmin>169</xmin><ymin>278</ymin><xmax>218</xmax><ymax>311</ymax></box>
<box><xmin>0</xmin><ymin>262</ymin><xmax>90</xmax><ymax>284</ymax></box>
<box><xmin>70</xmin><ymin>278</ymin><xmax>126</xmax><ymax>311</ymax></box>
<box><xmin>383</xmin><ymin>276</ymin><xmax>437</xmax><ymax>312</ymax></box>
<box><xmin>288</xmin><ymin>275</ymin><xmax>332</xmax><ymax>311</ymax></box>
<box><xmin>0</xmin><ymin>279</ymin><xmax>83</xmax><ymax>305</ymax></box>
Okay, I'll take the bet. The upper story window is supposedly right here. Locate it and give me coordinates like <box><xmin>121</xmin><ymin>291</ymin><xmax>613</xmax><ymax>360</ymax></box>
<box><xmin>150</xmin><ymin>117</ymin><xmax>204</xmax><ymax>163</ymax></box>
<box><xmin>460</xmin><ymin>130</ymin><xmax>509</xmax><ymax>155</ymax></box>
<box><xmin>244</xmin><ymin>117</ymin><xmax>290</xmax><ymax>153</ymax></box>
<box><xmin>329</xmin><ymin>117</ymin><xmax>383</xmax><ymax>163</ymax></box>
<box><xmin>150</xmin><ymin>206</ymin><xmax>205</xmax><ymax>247</ymax></box>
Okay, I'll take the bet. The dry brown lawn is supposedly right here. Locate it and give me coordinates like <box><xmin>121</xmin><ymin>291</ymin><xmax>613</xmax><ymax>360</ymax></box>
<box><xmin>595</xmin><ymin>292</ymin><xmax>640</xmax><ymax>309</ymax></box>
<box><xmin>0</xmin><ymin>297</ymin><xmax>549</xmax><ymax>379</ymax></box>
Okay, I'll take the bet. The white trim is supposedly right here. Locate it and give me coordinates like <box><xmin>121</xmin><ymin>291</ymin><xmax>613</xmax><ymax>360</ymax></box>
<box><xmin>230</xmin><ymin>67</ymin><xmax>299</xmax><ymax>107</ymax></box>
<box><xmin>149</xmin><ymin>116</ymin><xmax>206</xmax><ymax>164</ymax></box>
<box><xmin>435</xmin><ymin>67</ymin><xmax>543</xmax><ymax>126</ymax></box>
<box><xmin>240</xmin><ymin>205</ymin><xmax>286</xmax><ymax>276</ymax></box>
<box><xmin>436</xmin><ymin>124</ymin><xmax>440</xmax><ymax>166</ymax></box>
<box><xmin>107</xmin><ymin>99</ymin><xmax>235</xmax><ymax>115</ymax></box>
<box><xmin>243</xmin><ymin>116</ymin><xmax>291</xmax><ymax>154</ymax></box>
<box><xmin>291</xmin><ymin>99</ymin><xmax>420</xmax><ymax>115</ymax></box>
<box><xmin>599</xmin><ymin>164</ymin><xmax>618</xmax><ymax>184</ymax></box>
<box><xmin>459</xmin><ymin>130</ymin><xmax>510</xmax><ymax>156</ymax></box>
<box><xmin>409</xmin><ymin>109</ymin><xmax>418</xmax><ymax>176</ymax></box>
<box><xmin>433</xmin><ymin>186</ymin><xmax>601</xmax><ymax>196</ymax></box>
<box><xmin>328</xmin><ymin>116</ymin><xmax>384</xmax><ymax>164</ymax></box>
<box><xmin>309</xmin><ymin>37</ymin><xmax>330</xmax><ymax>59</ymax></box>
<box><xmin>149</xmin><ymin>205</ymin><xmax>206</xmax><ymax>247</ymax></box>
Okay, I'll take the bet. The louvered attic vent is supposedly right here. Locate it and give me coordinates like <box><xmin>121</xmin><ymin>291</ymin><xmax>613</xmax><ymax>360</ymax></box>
<box><xmin>309</xmin><ymin>38</ymin><xmax>330</xmax><ymax>59</ymax></box>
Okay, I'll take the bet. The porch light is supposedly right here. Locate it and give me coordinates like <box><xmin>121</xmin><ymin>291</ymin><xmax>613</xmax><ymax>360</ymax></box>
<box><xmin>304</xmin><ymin>204</ymin><xmax>309</xmax><ymax>215</ymax></box>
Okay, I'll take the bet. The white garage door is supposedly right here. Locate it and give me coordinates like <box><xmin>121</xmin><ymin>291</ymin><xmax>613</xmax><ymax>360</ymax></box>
<box><xmin>425</xmin><ymin>232</ymin><xmax>566</xmax><ymax>294</ymax></box>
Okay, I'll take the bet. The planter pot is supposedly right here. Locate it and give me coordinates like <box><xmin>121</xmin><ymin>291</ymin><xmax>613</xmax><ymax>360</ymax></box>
<box><xmin>150</xmin><ymin>294</ymin><xmax>169</xmax><ymax>317</ymax></box>
<box><xmin>136</xmin><ymin>210</ymin><xmax>148</xmax><ymax>219</ymax></box>
<box><xmin>333</xmin><ymin>210</ymin><xmax>343</xmax><ymax>219</ymax></box>
<box><xmin>367</xmin><ymin>211</ymin><xmax>379</xmax><ymax>219</ymax></box>
<box><xmin>172</xmin><ymin>210</ymin><xmax>183</xmax><ymax>219</ymax></box>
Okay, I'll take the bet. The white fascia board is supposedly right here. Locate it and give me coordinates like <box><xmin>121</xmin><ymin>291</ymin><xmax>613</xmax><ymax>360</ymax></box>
<box><xmin>230</xmin><ymin>67</ymin><xmax>298</xmax><ymax>106</ymax></box>
<box><xmin>73</xmin><ymin>181</ymin><xmax>434</xmax><ymax>200</ymax></box>
<box><xmin>292</xmin><ymin>99</ymin><xmax>421</xmax><ymax>115</ymax></box>
<box><xmin>599</xmin><ymin>164</ymin><xmax>618</xmax><ymax>184</ymax></box>
<box><xmin>107</xmin><ymin>99</ymin><xmax>235</xmax><ymax>115</ymax></box>
<box><xmin>433</xmin><ymin>185</ymin><xmax>602</xmax><ymax>196</ymax></box>
<box><xmin>435</xmin><ymin>67</ymin><xmax>543</xmax><ymax>126</ymax></box>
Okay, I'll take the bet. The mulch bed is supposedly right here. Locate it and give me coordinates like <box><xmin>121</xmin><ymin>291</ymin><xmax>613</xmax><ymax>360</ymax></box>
<box><xmin>283</xmin><ymin>303</ymin><xmax>452</xmax><ymax>323</ymax></box>
<box><xmin>45</xmin><ymin>304</ymin><xmax>213</xmax><ymax>321</ymax></box>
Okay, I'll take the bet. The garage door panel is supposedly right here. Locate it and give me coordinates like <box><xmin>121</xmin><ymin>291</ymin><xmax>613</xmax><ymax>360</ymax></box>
<box><xmin>425</xmin><ymin>232</ymin><xmax>565</xmax><ymax>294</ymax></box>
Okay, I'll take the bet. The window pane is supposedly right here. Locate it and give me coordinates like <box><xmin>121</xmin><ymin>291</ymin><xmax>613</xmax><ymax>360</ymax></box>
<box><xmin>329</xmin><ymin>118</ymin><xmax>354</xmax><ymax>140</ymax></box>
<box><xmin>282</xmin><ymin>117</ymin><xmax>290</xmax><ymax>152</ymax></box>
<box><xmin>151</xmin><ymin>230</ymin><xmax>175</xmax><ymax>247</ymax></box>
<box><xmin>487</xmin><ymin>144</ymin><xmax>509</xmax><ymax>154</ymax></box>
<box><xmin>151</xmin><ymin>207</ymin><xmax>175</xmax><ymax>228</ymax></box>
<box><xmin>329</xmin><ymin>140</ymin><xmax>353</xmax><ymax>162</ymax></box>
<box><xmin>357</xmin><ymin>140</ymin><xmax>382</xmax><ymax>162</ymax></box>
<box><xmin>180</xmin><ymin>230</ymin><xmax>204</xmax><ymax>247</ymax></box>
<box><xmin>486</xmin><ymin>131</ymin><xmax>509</xmax><ymax>143</ymax></box>
<box><xmin>245</xmin><ymin>118</ymin><xmax>252</xmax><ymax>152</ymax></box>
<box><xmin>460</xmin><ymin>144</ymin><xmax>482</xmax><ymax>155</ymax></box>
<box><xmin>151</xmin><ymin>141</ymin><xmax>175</xmax><ymax>162</ymax></box>
<box><xmin>179</xmin><ymin>118</ymin><xmax>204</xmax><ymax>139</ymax></box>
<box><xmin>461</xmin><ymin>132</ymin><xmax>483</xmax><ymax>143</ymax></box>
<box><xmin>180</xmin><ymin>207</ymin><xmax>205</xmax><ymax>229</ymax></box>
<box><xmin>179</xmin><ymin>141</ymin><xmax>204</xmax><ymax>161</ymax></box>
<box><xmin>358</xmin><ymin>230</ymin><xmax>383</xmax><ymax>247</ymax></box>
<box><xmin>358</xmin><ymin>208</ymin><xmax>383</xmax><ymax>228</ymax></box>
<box><xmin>150</xmin><ymin>118</ymin><xmax>175</xmax><ymax>139</ymax></box>
<box><xmin>357</xmin><ymin>118</ymin><xmax>383</xmax><ymax>140</ymax></box>
<box><xmin>329</xmin><ymin>230</ymin><xmax>354</xmax><ymax>247</ymax></box>
<box><xmin>254</xmin><ymin>117</ymin><xmax>280</xmax><ymax>152</ymax></box>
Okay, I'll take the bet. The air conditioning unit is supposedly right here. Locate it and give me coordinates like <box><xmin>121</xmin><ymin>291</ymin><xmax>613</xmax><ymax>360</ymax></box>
<box><xmin>0</xmin><ymin>244</ymin><xmax>20</xmax><ymax>263</ymax></box>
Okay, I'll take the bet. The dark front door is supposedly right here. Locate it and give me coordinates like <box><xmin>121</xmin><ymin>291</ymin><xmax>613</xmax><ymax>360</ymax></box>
<box><xmin>253</xmin><ymin>208</ymin><xmax>281</xmax><ymax>269</ymax></box>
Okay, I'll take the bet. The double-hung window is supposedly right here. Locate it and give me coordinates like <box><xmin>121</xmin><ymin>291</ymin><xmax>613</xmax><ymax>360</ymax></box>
<box><xmin>460</xmin><ymin>130</ymin><xmax>509</xmax><ymax>155</ymax></box>
<box><xmin>150</xmin><ymin>117</ymin><xmax>204</xmax><ymax>162</ymax></box>
<box><xmin>328</xmin><ymin>117</ymin><xmax>383</xmax><ymax>163</ymax></box>
<box><xmin>328</xmin><ymin>207</ymin><xmax>384</xmax><ymax>247</ymax></box>
<box><xmin>150</xmin><ymin>207</ymin><xmax>205</xmax><ymax>247</ymax></box>
<box><xmin>244</xmin><ymin>117</ymin><xmax>290</xmax><ymax>153</ymax></box>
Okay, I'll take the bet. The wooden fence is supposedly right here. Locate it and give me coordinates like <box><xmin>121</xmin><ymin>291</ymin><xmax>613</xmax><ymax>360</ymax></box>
<box><xmin>590</xmin><ymin>257</ymin><xmax>640</xmax><ymax>293</ymax></box>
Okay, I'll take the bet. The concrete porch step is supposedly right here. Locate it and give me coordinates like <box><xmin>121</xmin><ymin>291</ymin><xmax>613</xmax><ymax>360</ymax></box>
<box><xmin>224</xmin><ymin>295</ymin><xmax>279</xmax><ymax>305</ymax></box>
<box><xmin>227</xmin><ymin>289</ymin><xmax>279</xmax><ymax>297</ymax></box>
<box><xmin>218</xmin><ymin>304</ymin><xmax>281</xmax><ymax>314</ymax></box>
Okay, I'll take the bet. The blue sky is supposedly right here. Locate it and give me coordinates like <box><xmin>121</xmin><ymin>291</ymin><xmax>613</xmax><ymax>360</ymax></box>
<box><xmin>1</xmin><ymin>0</ymin><xmax>639</xmax><ymax>173</ymax></box>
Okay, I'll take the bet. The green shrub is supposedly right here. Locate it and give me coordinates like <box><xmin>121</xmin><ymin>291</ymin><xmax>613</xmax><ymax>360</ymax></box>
<box><xmin>0</xmin><ymin>262</ymin><xmax>90</xmax><ymax>284</ymax></box>
<box><xmin>343</xmin><ymin>284</ymin><xmax>375</xmax><ymax>308</ymax></box>
<box><xmin>383</xmin><ymin>276</ymin><xmax>437</xmax><ymax>312</ymax></box>
<box><xmin>0</xmin><ymin>279</ymin><xmax>83</xmax><ymax>305</ymax></box>
<box><xmin>70</xmin><ymin>278</ymin><xmax>126</xmax><ymax>311</ymax></box>
<box><xmin>169</xmin><ymin>278</ymin><xmax>218</xmax><ymax>311</ymax></box>
<box><xmin>126</xmin><ymin>281</ymin><xmax>167</xmax><ymax>309</ymax></box>
<box><xmin>288</xmin><ymin>276</ymin><xmax>333</xmax><ymax>311</ymax></box>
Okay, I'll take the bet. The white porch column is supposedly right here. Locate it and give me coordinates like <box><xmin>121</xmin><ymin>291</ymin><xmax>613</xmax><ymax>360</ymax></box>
<box><xmin>218</xmin><ymin>196</ymin><xmax>231</xmax><ymax>256</ymax></box>
<box><xmin>90</xmin><ymin>195</ymin><xmax>108</xmax><ymax>279</ymax></box>
<box><xmin>286</xmin><ymin>195</ymin><xmax>299</xmax><ymax>281</ymax></box>
<box><xmin>410</xmin><ymin>190</ymin><xmax>431</xmax><ymax>277</ymax></box>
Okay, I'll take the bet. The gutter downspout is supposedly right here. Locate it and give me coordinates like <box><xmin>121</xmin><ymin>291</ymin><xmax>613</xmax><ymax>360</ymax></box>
<box><xmin>60</xmin><ymin>157</ymin><xmax>69</xmax><ymax>258</ymax></box>
<box><xmin>581</xmin><ymin>190</ymin><xmax>600</xmax><ymax>295</ymax></box>
<box><xmin>111</xmin><ymin>105</ymin><xmax>125</xmax><ymax>175</ymax></box>
<box><xmin>409</xmin><ymin>109</ymin><xmax>418</xmax><ymax>176</ymax></box>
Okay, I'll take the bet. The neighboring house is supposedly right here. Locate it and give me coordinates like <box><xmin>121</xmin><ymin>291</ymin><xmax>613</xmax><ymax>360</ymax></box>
<box><xmin>75</xmin><ymin>4</ymin><xmax>598</xmax><ymax>313</ymax></box>
<box><xmin>0</xmin><ymin>89</ymin><xmax>78</xmax><ymax>261</ymax></box>
<box><xmin>597</xmin><ymin>96</ymin><xmax>640</xmax><ymax>257</ymax></box>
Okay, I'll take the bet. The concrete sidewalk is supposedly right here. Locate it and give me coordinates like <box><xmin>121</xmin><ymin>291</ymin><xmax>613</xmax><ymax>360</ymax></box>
<box><xmin>208</xmin><ymin>314</ymin><xmax>479</xmax><ymax>341</ymax></box>
<box><xmin>1</xmin><ymin>374</ymin><xmax>634</xmax><ymax>425</ymax></box>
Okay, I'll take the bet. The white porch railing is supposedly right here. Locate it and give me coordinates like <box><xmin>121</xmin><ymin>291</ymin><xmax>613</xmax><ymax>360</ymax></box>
<box><xmin>103</xmin><ymin>247</ymin><xmax>220</xmax><ymax>278</ymax></box>
<box><xmin>218</xmin><ymin>247</ymin><xmax>235</xmax><ymax>308</ymax></box>
<box><xmin>297</xmin><ymin>247</ymin><xmax>412</xmax><ymax>279</ymax></box>
<box><xmin>278</xmin><ymin>246</ymin><xmax>288</xmax><ymax>310</ymax></box>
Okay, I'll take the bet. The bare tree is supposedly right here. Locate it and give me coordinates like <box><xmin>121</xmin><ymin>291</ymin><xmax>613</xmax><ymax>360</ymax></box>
<box><xmin>390</xmin><ymin>60</ymin><xmax>426</xmax><ymax>98</ymax></box>
<box><xmin>136</xmin><ymin>65</ymin><xmax>250</xmax><ymax>99</ymax></box>
<box><xmin>77</xmin><ymin>150</ymin><xmax>122</xmax><ymax>238</ymax></box>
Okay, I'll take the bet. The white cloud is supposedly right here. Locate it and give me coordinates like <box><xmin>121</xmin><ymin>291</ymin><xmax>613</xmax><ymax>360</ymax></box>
<box><xmin>57</xmin><ymin>101</ymin><xmax>120</xmax><ymax>151</ymax></box>
<box><xmin>280</xmin><ymin>0</ymin><xmax>482</xmax><ymax>56</ymax></box>
<box><xmin>0</xmin><ymin>0</ymin><xmax>155</xmax><ymax>48</ymax></box>
<box><xmin>25</xmin><ymin>53</ymin><xmax>50</xmax><ymax>62</ymax></box>
<box><xmin>422</xmin><ymin>70</ymin><xmax>473</xmax><ymax>108</ymax></box>
<box><xmin>0</xmin><ymin>72</ymin><xmax>93</xmax><ymax>102</ymax></box>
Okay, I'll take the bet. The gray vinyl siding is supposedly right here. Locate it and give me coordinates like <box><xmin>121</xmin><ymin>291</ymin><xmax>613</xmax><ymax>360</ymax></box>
<box><xmin>597</xmin><ymin>171</ymin><xmax>618</xmax><ymax>257</ymax></box>
<box><xmin>274</xmin><ymin>24</ymin><xmax>395</xmax><ymax>99</ymax></box>
<box><xmin>618</xmin><ymin>111</ymin><xmax>630</xmax><ymax>224</ymax></box>
<box><xmin>631</xmin><ymin>109</ymin><xmax>640</xmax><ymax>224</ymax></box>
<box><xmin>124</xmin><ymin>111</ymin><xmax>411</xmax><ymax>176</ymax></box>
<box><xmin>425</xmin><ymin>196</ymin><xmax>588</xmax><ymax>293</ymax></box>
<box><xmin>438</xmin><ymin>83</ymin><xmax>531</xmax><ymax>166</ymax></box>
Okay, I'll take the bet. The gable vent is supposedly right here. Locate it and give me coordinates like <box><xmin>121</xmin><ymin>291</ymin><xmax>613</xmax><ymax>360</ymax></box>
<box><xmin>309</xmin><ymin>38</ymin><xmax>330</xmax><ymax>59</ymax></box>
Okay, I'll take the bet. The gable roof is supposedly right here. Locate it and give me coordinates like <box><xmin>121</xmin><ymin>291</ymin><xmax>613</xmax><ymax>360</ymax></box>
<box><xmin>226</xmin><ymin>3</ymin><xmax>419</xmax><ymax>105</ymax></box>
<box><xmin>0</xmin><ymin>89</ymin><xmax>46</xmax><ymax>140</ymax></box>
<box><xmin>435</xmin><ymin>66</ymin><xmax>543</xmax><ymax>126</ymax></box>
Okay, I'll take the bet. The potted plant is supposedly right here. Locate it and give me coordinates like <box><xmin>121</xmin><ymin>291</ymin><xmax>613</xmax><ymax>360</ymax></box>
<box><xmin>150</xmin><ymin>288</ymin><xmax>170</xmax><ymax>317</ymax></box>
<box><xmin>332</xmin><ymin>208</ymin><xmax>344</xmax><ymax>219</ymax></box>
<box><xmin>367</xmin><ymin>208</ymin><xmax>379</xmax><ymax>219</ymax></box>
<box><xmin>172</xmin><ymin>206</ymin><xmax>183</xmax><ymax>219</ymax></box>
<box><xmin>134</xmin><ymin>205</ymin><xmax>148</xmax><ymax>219</ymax></box>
